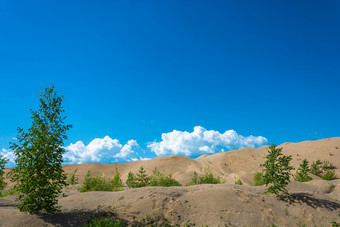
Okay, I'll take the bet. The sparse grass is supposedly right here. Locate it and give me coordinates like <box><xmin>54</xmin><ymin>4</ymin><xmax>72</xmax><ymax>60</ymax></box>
<box><xmin>253</xmin><ymin>172</ymin><xmax>265</xmax><ymax>186</ymax></box>
<box><xmin>186</xmin><ymin>169</ymin><xmax>221</xmax><ymax>186</ymax></box>
<box><xmin>0</xmin><ymin>188</ymin><xmax>17</xmax><ymax>197</ymax></box>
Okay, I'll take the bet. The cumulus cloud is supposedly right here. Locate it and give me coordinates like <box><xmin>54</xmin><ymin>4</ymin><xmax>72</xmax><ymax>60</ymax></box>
<box><xmin>147</xmin><ymin>126</ymin><xmax>268</xmax><ymax>157</ymax></box>
<box><xmin>63</xmin><ymin>136</ymin><xmax>143</xmax><ymax>164</ymax></box>
<box><xmin>0</xmin><ymin>148</ymin><xmax>16</xmax><ymax>168</ymax></box>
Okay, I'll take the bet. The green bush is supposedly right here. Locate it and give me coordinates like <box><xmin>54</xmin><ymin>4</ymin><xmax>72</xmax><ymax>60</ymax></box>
<box><xmin>253</xmin><ymin>172</ymin><xmax>265</xmax><ymax>186</ymax></box>
<box><xmin>261</xmin><ymin>144</ymin><xmax>294</xmax><ymax>196</ymax></box>
<box><xmin>321</xmin><ymin>170</ymin><xmax>338</xmax><ymax>181</ymax></box>
<box><xmin>149</xmin><ymin>168</ymin><xmax>181</xmax><ymax>187</ymax></box>
<box><xmin>78</xmin><ymin>170</ymin><xmax>123</xmax><ymax>192</ymax></box>
<box><xmin>66</xmin><ymin>168</ymin><xmax>79</xmax><ymax>185</ymax></box>
<box><xmin>294</xmin><ymin>159</ymin><xmax>312</xmax><ymax>182</ymax></box>
<box><xmin>0</xmin><ymin>188</ymin><xmax>18</xmax><ymax>197</ymax></box>
<box><xmin>187</xmin><ymin>169</ymin><xmax>221</xmax><ymax>186</ymax></box>
<box><xmin>311</xmin><ymin>159</ymin><xmax>323</xmax><ymax>176</ymax></box>
<box><xmin>82</xmin><ymin>217</ymin><xmax>125</xmax><ymax>227</ymax></box>
<box><xmin>323</xmin><ymin>161</ymin><xmax>336</xmax><ymax>170</ymax></box>
<box><xmin>126</xmin><ymin>167</ymin><xmax>181</xmax><ymax>188</ymax></box>
<box><xmin>235</xmin><ymin>179</ymin><xmax>243</xmax><ymax>185</ymax></box>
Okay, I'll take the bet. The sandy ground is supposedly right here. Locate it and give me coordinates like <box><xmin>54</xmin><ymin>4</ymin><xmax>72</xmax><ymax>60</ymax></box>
<box><xmin>1</xmin><ymin>137</ymin><xmax>340</xmax><ymax>226</ymax></box>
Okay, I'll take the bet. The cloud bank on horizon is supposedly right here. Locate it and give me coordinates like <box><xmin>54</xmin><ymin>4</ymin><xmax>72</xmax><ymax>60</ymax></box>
<box><xmin>1</xmin><ymin>126</ymin><xmax>268</xmax><ymax>167</ymax></box>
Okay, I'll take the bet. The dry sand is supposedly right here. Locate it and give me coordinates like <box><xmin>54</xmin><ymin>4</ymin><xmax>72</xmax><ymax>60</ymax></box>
<box><xmin>1</xmin><ymin>137</ymin><xmax>340</xmax><ymax>226</ymax></box>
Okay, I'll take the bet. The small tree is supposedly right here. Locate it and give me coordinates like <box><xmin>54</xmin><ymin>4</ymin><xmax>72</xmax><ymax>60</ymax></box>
<box><xmin>294</xmin><ymin>159</ymin><xmax>312</xmax><ymax>182</ymax></box>
<box><xmin>9</xmin><ymin>86</ymin><xmax>72</xmax><ymax>214</ymax></box>
<box><xmin>126</xmin><ymin>171</ymin><xmax>137</xmax><ymax>188</ymax></box>
<box><xmin>135</xmin><ymin>166</ymin><xmax>150</xmax><ymax>187</ymax></box>
<box><xmin>262</xmin><ymin>144</ymin><xmax>294</xmax><ymax>196</ymax></box>
<box><xmin>112</xmin><ymin>165</ymin><xmax>123</xmax><ymax>189</ymax></box>
<box><xmin>0</xmin><ymin>155</ymin><xmax>8</xmax><ymax>191</ymax></box>
<box><xmin>66</xmin><ymin>168</ymin><xmax>79</xmax><ymax>185</ymax></box>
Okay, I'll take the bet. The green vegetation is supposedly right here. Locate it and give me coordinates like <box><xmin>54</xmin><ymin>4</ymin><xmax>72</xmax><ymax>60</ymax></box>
<box><xmin>78</xmin><ymin>169</ymin><xmax>123</xmax><ymax>192</ymax></box>
<box><xmin>126</xmin><ymin>166</ymin><xmax>181</xmax><ymax>188</ymax></box>
<box><xmin>310</xmin><ymin>159</ymin><xmax>337</xmax><ymax>180</ymax></box>
<box><xmin>186</xmin><ymin>169</ymin><xmax>221</xmax><ymax>186</ymax></box>
<box><xmin>261</xmin><ymin>144</ymin><xmax>294</xmax><ymax>196</ymax></box>
<box><xmin>82</xmin><ymin>217</ymin><xmax>125</xmax><ymax>227</ymax></box>
<box><xmin>294</xmin><ymin>159</ymin><xmax>312</xmax><ymax>182</ymax></box>
<box><xmin>9</xmin><ymin>86</ymin><xmax>72</xmax><ymax>214</ymax></box>
<box><xmin>253</xmin><ymin>172</ymin><xmax>265</xmax><ymax>186</ymax></box>
<box><xmin>0</xmin><ymin>188</ymin><xmax>18</xmax><ymax>197</ymax></box>
<box><xmin>330</xmin><ymin>221</ymin><xmax>340</xmax><ymax>227</ymax></box>
<box><xmin>235</xmin><ymin>179</ymin><xmax>243</xmax><ymax>185</ymax></box>
<box><xmin>66</xmin><ymin>168</ymin><xmax>79</xmax><ymax>185</ymax></box>
<box><xmin>0</xmin><ymin>155</ymin><xmax>7</xmax><ymax>191</ymax></box>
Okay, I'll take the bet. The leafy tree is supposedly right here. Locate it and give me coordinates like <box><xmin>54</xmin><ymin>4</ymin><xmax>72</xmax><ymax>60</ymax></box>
<box><xmin>261</xmin><ymin>144</ymin><xmax>294</xmax><ymax>196</ymax></box>
<box><xmin>0</xmin><ymin>155</ymin><xmax>8</xmax><ymax>191</ymax></box>
<box><xmin>294</xmin><ymin>159</ymin><xmax>312</xmax><ymax>182</ymax></box>
<box><xmin>112</xmin><ymin>165</ymin><xmax>123</xmax><ymax>189</ymax></box>
<box><xmin>9</xmin><ymin>86</ymin><xmax>72</xmax><ymax>214</ymax></box>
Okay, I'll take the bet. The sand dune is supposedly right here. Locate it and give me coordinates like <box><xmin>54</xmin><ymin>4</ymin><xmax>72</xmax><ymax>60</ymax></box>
<box><xmin>1</xmin><ymin>137</ymin><xmax>340</xmax><ymax>226</ymax></box>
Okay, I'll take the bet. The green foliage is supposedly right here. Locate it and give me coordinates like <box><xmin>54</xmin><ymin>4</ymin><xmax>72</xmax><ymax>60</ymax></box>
<box><xmin>82</xmin><ymin>217</ymin><xmax>125</xmax><ymax>227</ymax></box>
<box><xmin>78</xmin><ymin>170</ymin><xmax>123</xmax><ymax>192</ymax></box>
<box><xmin>330</xmin><ymin>221</ymin><xmax>340</xmax><ymax>227</ymax></box>
<box><xmin>187</xmin><ymin>169</ymin><xmax>221</xmax><ymax>186</ymax></box>
<box><xmin>126</xmin><ymin>171</ymin><xmax>137</xmax><ymax>188</ymax></box>
<box><xmin>9</xmin><ymin>86</ymin><xmax>72</xmax><ymax>214</ymax></box>
<box><xmin>321</xmin><ymin>170</ymin><xmax>338</xmax><ymax>181</ymax></box>
<box><xmin>126</xmin><ymin>167</ymin><xmax>181</xmax><ymax>188</ymax></box>
<box><xmin>149</xmin><ymin>168</ymin><xmax>181</xmax><ymax>187</ymax></box>
<box><xmin>253</xmin><ymin>172</ymin><xmax>265</xmax><ymax>186</ymax></box>
<box><xmin>66</xmin><ymin>168</ymin><xmax>79</xmax><ymax>185</ymax></box>
<box><xmin>261</xmin><ymin>144</ymin><xmax>294</xmax><ymax>196</ymax></box>
<box><xmin>235</xmin><ymin>179</ymin><xmax>243</xmax><ymax>185</ymax></box>
<box><xmin>294</xmin><ymin>159</ymin><xmax>312</xmax><ymax>182</ymax></box>
<box><xmin>0</xmin><ymin>188</ymin><xmax>18</xmax><ymax>197</ymax></box>
<box><xmin>0</xmin><ymin>155</ymin><xmax>7</xmax><ymax>191</ymax></box>
<box><xmin>310</xmin><ymin>159</ymin><xmax>337</xmax><ymax>180</ymax></box>
<box><xmin>310</xmin><ymin>159</ymin><xmax>323</xmax><ymax>176</ymax></box>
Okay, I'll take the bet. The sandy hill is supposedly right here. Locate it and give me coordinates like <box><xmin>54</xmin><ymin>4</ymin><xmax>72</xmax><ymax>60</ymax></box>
<box><xmin>1</xmin><ymin>137</ymin><xmax>340</xmax><ymax>226</ymax></box>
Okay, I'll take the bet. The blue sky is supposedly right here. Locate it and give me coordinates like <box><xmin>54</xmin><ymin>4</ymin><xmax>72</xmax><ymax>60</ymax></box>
<box><xmin>1</xmin><ymin>1</ymin><xmax>339</xmax><ymax>167</ymax></box>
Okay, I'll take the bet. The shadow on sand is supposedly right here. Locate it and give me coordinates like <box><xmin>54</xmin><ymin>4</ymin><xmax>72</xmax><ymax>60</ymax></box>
<box><xmin>279</xmin><ymin>193</ymin><xmax>340</xmax><ymax>211</ymax></box>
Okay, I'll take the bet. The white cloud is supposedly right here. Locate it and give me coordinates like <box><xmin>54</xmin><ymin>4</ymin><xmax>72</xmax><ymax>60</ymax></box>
<box><xmin>0</xmin><ymin>148</ymin><xmax>16</xmax><ymax>168</ymax></box>
<box><xmin>63</xmin><ymin>136</ymin><xmax>142</xmax><ymax>164</ymax></box>
<box><xmin>147</xmin><ymin>126</ymin><xmax>268</xmax><ymax>157</ymax></box>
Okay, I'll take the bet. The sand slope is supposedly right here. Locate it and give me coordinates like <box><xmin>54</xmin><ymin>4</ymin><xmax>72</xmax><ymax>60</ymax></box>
<box><xmin>1</xmin><ymin>137</ymin><xmax>340</xmax><ymax>226</ymax></box>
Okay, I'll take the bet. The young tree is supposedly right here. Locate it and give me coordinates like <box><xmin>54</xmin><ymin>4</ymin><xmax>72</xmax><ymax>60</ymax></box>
<box><xmin>9</xmin><ymin>86</ymin><xmax>72</xmax><ymax>214</ymax></box>
<box><xmin>294</xmin><ymin>159</ymin><xmax>312</xmax><ymax>182</ymax></box>
<box><xmin>0</xmin><ymin>155</ymin><xmax>8</xmax><ymax>191</ymax></box>
<box><xmin>262</xmin><ymin>144</ymin><xmax>294</xmax><ymax>196</ymax></box>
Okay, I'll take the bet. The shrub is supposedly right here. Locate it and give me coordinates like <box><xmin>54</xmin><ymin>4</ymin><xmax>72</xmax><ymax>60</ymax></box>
<box><xmin>253</xmin><ymin>172</ymin><xmax>265</xmax><ymax>186</ymax></box>
<box><xmin>0</xmin><ymin>155</ymin><xmax>7</xmax><ymax>191</ymax></box>
<box><xmin>9</xmin><ymin>86</ymin><xmax>71</xmax><ymax>214</ymax></box>
<box><xmin>149</xmin><ymin>168</ymin><xmax>181</xmax><ymax>187</ymax></box>
<box><xmin>321</xmin><ymin>170</ymin><xmax>338</xmax><ymax>181</ymax></box>
<box><xmin>0</xmin><ymin>188</ymin><xmax>18</xmax><ymax>197</ymax></box>
<box><xmin>82</xmin><ymin>217</ymin><xmax>125</xmax><ymax>227</ymax></box>
<box><xmin>235</xmin><ymin>179</ymin><xmax>243</xmax><ymax>185</ymax></box>
<box><xmin>310</xmin><ymin>159</ymin><xmax>323</xmax><ymax>176</ymax></box>
<box><xmin>187</xmin><ymin>169</ymin><xmax>221</xmax><ymax>186</ymax></box>
<box><xmin>135</xmin><ymin>166</ymin><xmax>150</xmax><ymax>187</ymax></box>
<box><xmin>78</xmin><ymin>170</ymin><xmax>123</xmax><ymax>192</ymax></box>
<box><xmin>66</xmin><ymin>168</ymin><xmax>79</xmax><ymax>185</ymax></box>
<box><xmin>261</xmin><ymin>144</ymin><xmax>294</xmax><ymax>196</ymax></box>
<box><xmin>126</xmin><ymin>171</ymin><xmax>137</xmax><ymax>188</ymax></box>
<box><xmin>323</xmin><ymin>161</ymin><xmax>336</xmax><ymax>170</ymax></box>
<box><xmin>294</xmin><ymin>159</ymin><xmax>312</xmax><ymax>182</ymax></box>
<box><xmin>112</xmin><ymin>165</ymin><xmax>123</xmax><ymax>188</ymax></box>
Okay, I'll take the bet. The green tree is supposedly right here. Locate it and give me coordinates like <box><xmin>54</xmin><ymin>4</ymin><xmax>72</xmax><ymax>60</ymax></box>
<box><xmin>294</xmin><ymin>159</ymin><xmax>312</xmax><ymax>182</ymax></box>
<box><xmin>262</xmin><ymin>144</ymin><xmax>294</xmax><ymax>196</ymax></box>
<box><xmin>9</xmin><ymin>86</ymin><xmax>72</xmax><ymax>214</ymax></box>
<box><xmin>66</xmin><ymin>168</ymin><xmax>79</xmax><ymax>185</ymax></box>
<box><xmin>135</xmin><ymin>166</ymin><xmax>150</xmax><ymax>187</ymax></box>
<box><xmin>112</xmin><ymin>165</ymin><xmax>123</xmax><ymax>189</ymax></box>
<box><xmin>0</xmin><ymin>155</ymin><xmax>8</xmax><ymax>191</ymax></box>
<box><xmin>126</xmin><ymin>171</ymin><xmax>137</xmax><ymax>188</ymax></box>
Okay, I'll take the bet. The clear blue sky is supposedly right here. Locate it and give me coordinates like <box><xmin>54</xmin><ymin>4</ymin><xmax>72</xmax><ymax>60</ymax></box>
<box><xmin>1</xmin><ymin>1</ymin><xmax>339</xmax><ymax>166</ymax></box>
